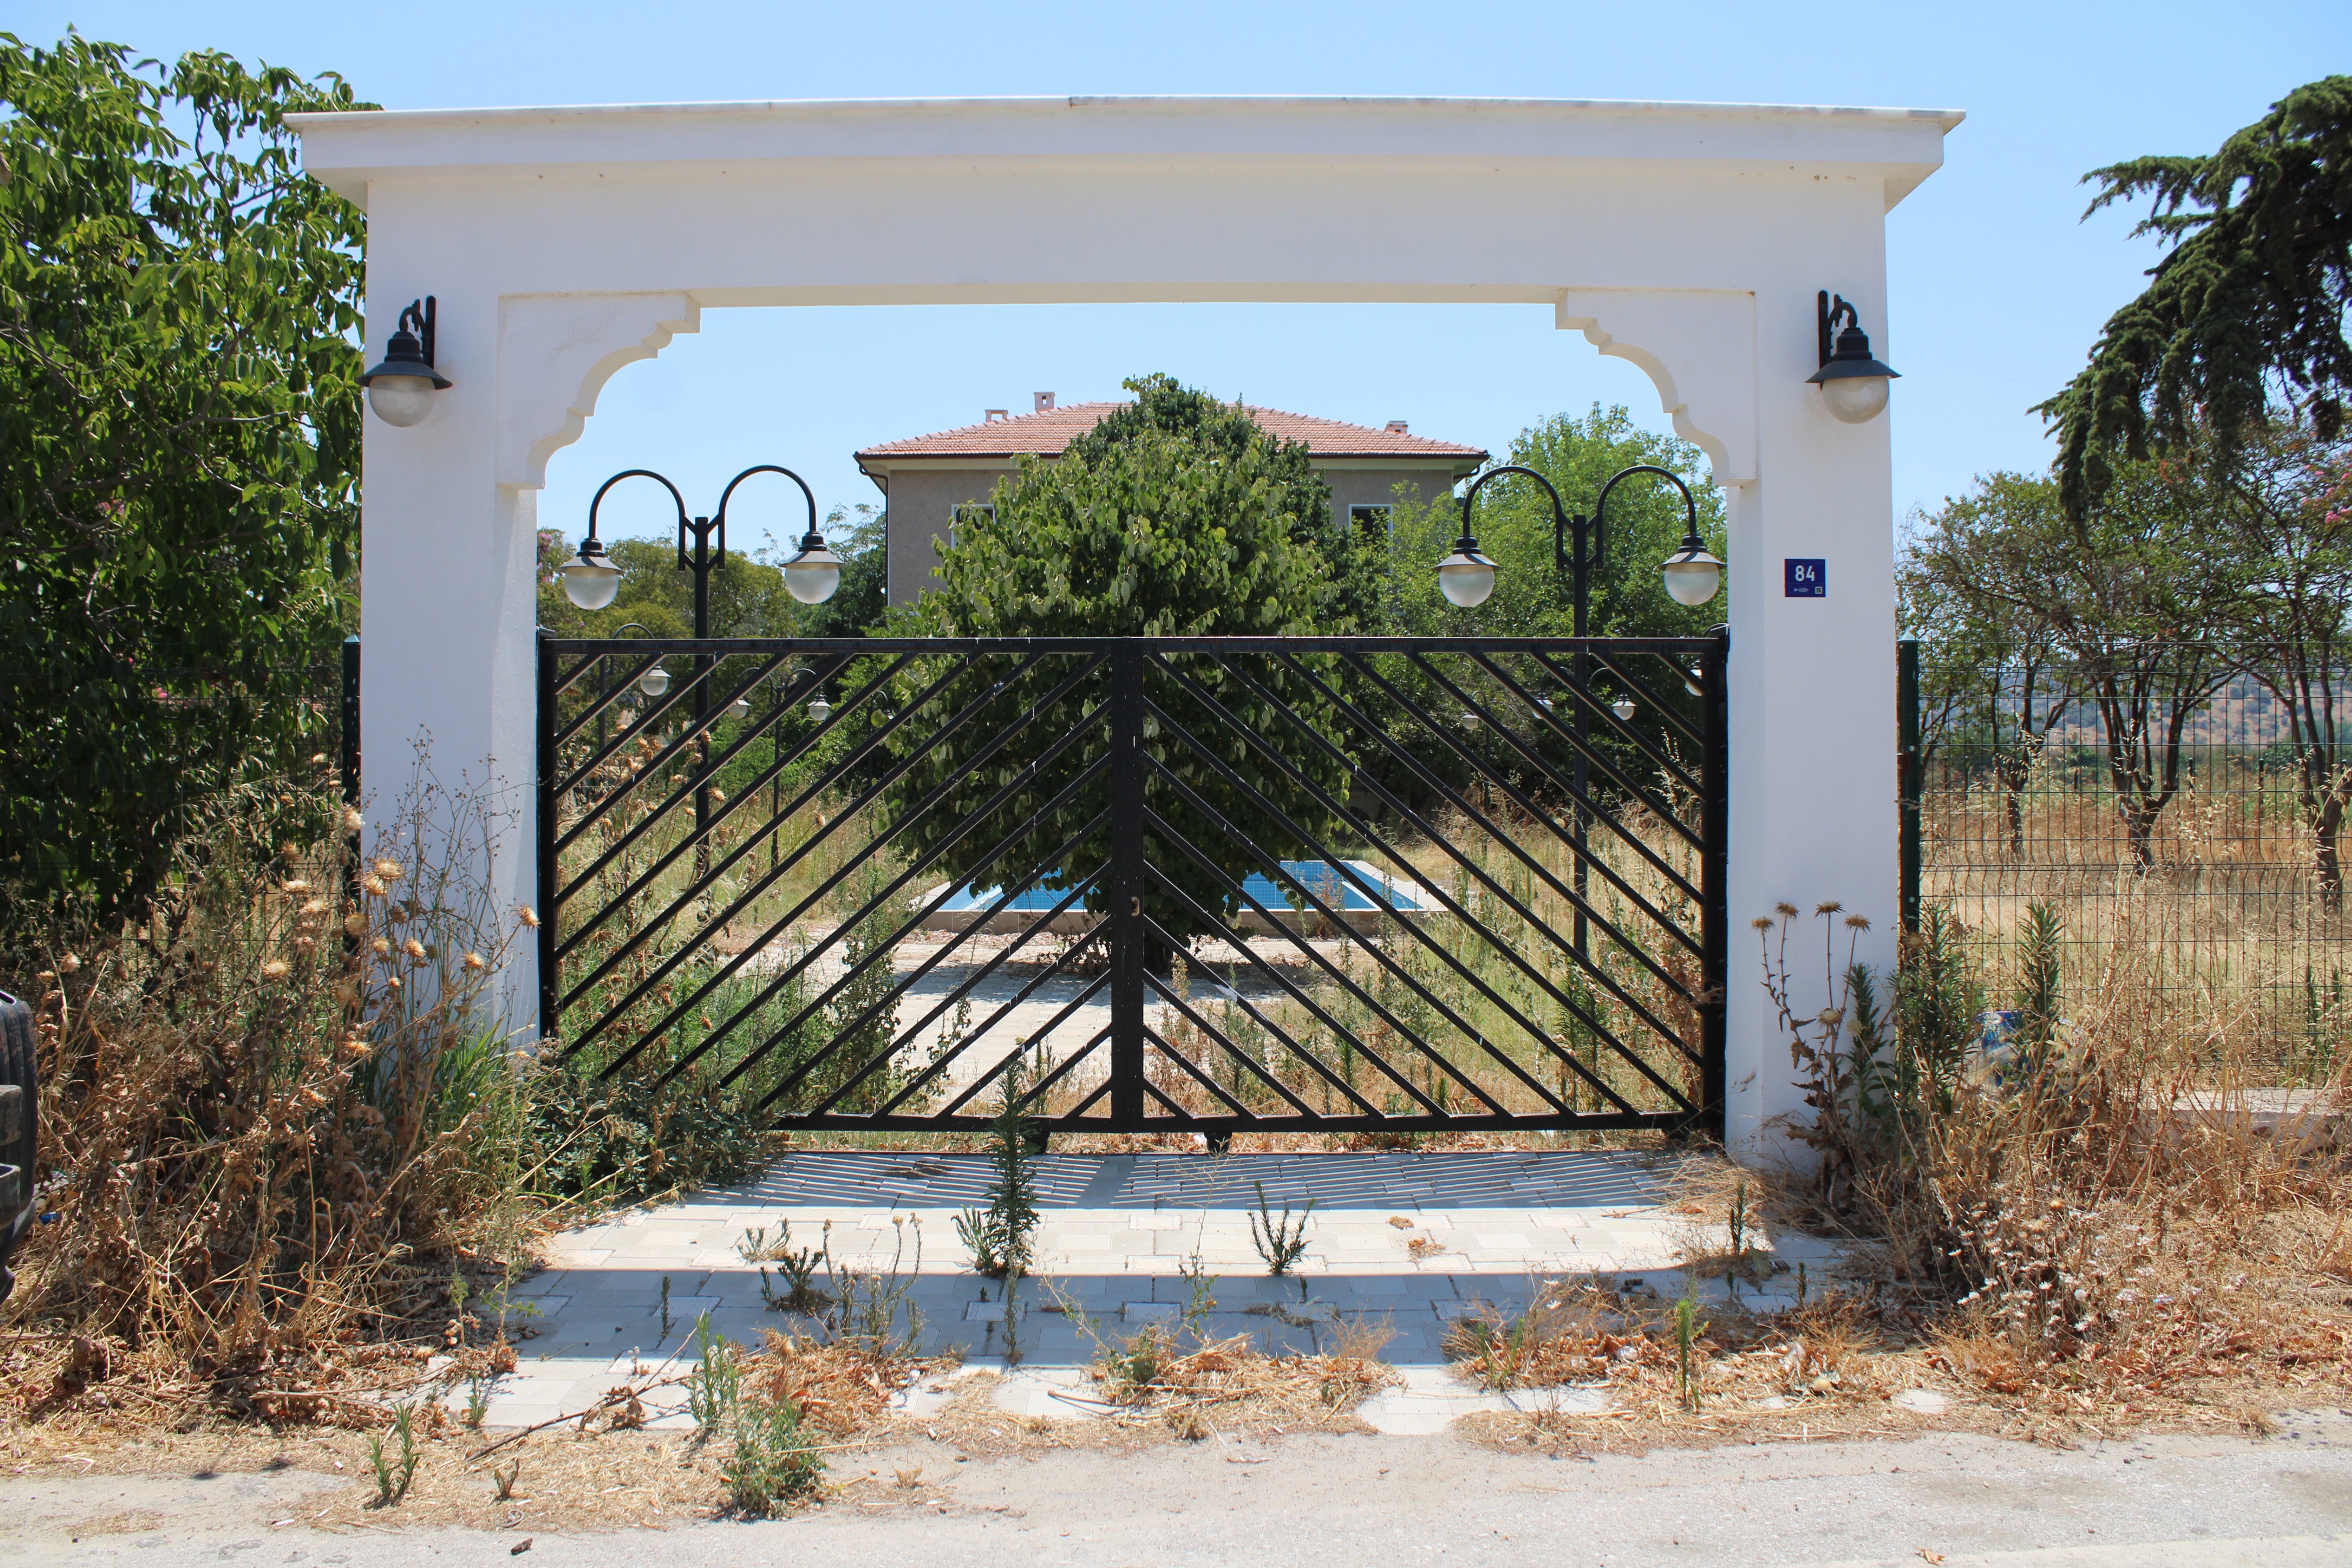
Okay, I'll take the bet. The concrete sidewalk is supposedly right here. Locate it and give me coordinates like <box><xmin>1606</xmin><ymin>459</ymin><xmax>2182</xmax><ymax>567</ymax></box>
<box><xmin>465</xmin><ymin>1149</ymin><xmax>1840</xmax><ymax>1433</ymax></box>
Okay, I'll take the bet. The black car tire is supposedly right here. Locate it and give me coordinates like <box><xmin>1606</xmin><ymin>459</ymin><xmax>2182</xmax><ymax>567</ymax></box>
<box><xmin>0</xmin><ymin>989</ymin><xmax>38</xmax><ymax>1301</ymax></box>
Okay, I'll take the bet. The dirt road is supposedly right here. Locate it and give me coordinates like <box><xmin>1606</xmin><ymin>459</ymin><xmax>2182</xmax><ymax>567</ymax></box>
<box><xmin>7</xmin><ymin>1415</ymin><xmax>2350</xmax><ymax>1567</ymax></box>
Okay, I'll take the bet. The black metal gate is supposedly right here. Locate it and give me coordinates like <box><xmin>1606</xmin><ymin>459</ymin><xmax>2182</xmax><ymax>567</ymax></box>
<box><xmin>537</xmin><ymin>635</ymin><xmax>1726</xmax><ymax>1139</ymax></box>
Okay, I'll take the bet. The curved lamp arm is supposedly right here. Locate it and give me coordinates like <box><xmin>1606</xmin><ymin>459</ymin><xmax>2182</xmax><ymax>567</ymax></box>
<box><xmin>711</xmin><ymin>462</ymin><xmax>822</xmax><ymax>567</ymax></box>
<box><xmin>584</xmin><ymin>469</ymin><xmax>691</xmax><ymax>554</ymax></box>
<box><xmin>1457</xmin><ymin>463</ymin><xmax>1570</xmax><ymax>556</ymax></box>
<box><xmin>1591</xmin><ymin>462</ymin><xmax>1701</xmax><ymax>554</ymax></box>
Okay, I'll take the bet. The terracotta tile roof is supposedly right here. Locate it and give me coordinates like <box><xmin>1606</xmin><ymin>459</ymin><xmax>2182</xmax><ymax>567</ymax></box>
<box><xmin>855</xmin><ymin>401</ymin><xmax>1487</xmax><ymax>465</ymax></box>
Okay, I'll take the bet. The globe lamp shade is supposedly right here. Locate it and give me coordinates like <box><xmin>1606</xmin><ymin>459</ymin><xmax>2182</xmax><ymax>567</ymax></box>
<box><xmin>358</xmin><ymin>305</ymin><xmax>452</xmax><ymax>428</ymax></box>
<box><xmin>1806</xmin><ymin>316</ymin><xmax>1900</xmax><ymax>426</ymax></box>
<box><xmin>365</xmin><ymin>375</ymin><xmax>443</xmax><ymax>428</ymax></box>
<box><xmin>808</xmin><ymin>695</ymin><xmax>833</xmax><ymax>721</ymax></box>
<box><xmin>1611</xmin><ymin>698</ymin><xmax>1636</xmax><ymax>723</ymax></box>
<box><xmin>784</xmin><ymin>532</ymin><xmax>844</xmax><ymax>604</ymax></box>
<box><xmin>1660</xmin><ymin>539</ymin><xmax>1724</xmax><ymax>608</ymax></box>
<box><xmin>639</xmin><ymin>664</ymin><xmax>671</xmax><ymax>699</ymax></box>
<box><xmin>562</xmin><ymin>539</ymin><xmax>622</xmax><ymax>610</ymax></box>
<box><xmin>1435</xmin><ymin>537</ymin><xmax>1497</xmax><ymax>608</ymax></box>
<box><xmin>726</xmin><ymin>694</ymin><xmax>752</xmax><ymax>721</ymax></box>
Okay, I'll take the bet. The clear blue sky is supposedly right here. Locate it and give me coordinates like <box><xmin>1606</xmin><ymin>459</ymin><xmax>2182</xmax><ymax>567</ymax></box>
<box><xmin>17</xmin><ymin>2</ymin><xmax>2348</xmax><ymax>551</ymax></box>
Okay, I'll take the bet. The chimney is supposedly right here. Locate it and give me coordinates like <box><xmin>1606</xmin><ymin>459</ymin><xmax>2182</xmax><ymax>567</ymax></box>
<box><xmin>1034</xmin><ymin>391</ymin><xmax>1056</xmax><ymax>412</ymax></box>
<box><xmin>984</xmin><ymin>409</ymin><xmax>1009</xmax><ymax>422</ymax></box>
<box><xmin>1386</xmin><ymin>420</ymin><xmax>1409</xmax><ymax>433</ymax></box>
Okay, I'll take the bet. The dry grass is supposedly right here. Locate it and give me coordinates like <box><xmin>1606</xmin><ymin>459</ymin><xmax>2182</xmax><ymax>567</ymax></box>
<box><xmin>1</xmin><ymin>778</ymin><xmax>547</xmax><ymax>1426</ymax></box>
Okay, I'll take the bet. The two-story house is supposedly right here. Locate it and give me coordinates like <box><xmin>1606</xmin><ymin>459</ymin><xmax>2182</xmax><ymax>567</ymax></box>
<box><xmin>855</xmin><ymin>394</ymin><xmax>1488</xmax><ymax>606</ymax></box>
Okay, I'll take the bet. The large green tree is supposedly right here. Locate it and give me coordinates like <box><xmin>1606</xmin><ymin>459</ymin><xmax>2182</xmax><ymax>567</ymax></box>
<box><xmin>0</xmin><ymin>34</ymin><xmax>370</xmax><ymax>920</ymax></box>
<box><xmin>1905</xmin><ymin>464</ymin><xmax>2232</xmax><ymax>867</ymax></box>
<box><xmin>2041</xmin><ymin>76</ymin><xmax>2352</xmax><ymax>516</ymax></box>
<box><xmin>883</xmin><ymin>374</ymin><xmax>1350</xmax><ymax>949</ymax></box>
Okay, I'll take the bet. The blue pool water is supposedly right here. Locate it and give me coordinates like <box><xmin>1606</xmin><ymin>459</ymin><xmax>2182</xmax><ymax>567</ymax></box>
<box><xmin>936</xmin><ymin>858</ymin><xmax>1427</xmax><ymax>914</ymax></box>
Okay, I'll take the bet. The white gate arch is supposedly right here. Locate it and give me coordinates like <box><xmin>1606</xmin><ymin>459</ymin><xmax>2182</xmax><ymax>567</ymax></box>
<box><xmin>292</xmin><ymin>94</ymin><xmax>1962</xmax><ymax>1157</ymax></box>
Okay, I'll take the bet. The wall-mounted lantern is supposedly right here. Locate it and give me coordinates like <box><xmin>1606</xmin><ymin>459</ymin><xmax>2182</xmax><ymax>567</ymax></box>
<box><xmin>1807</xmin><ymin>291</ymin><xmax>1900</xmax><ymax>424</ymax></box>
<box><xmin>359</xmin><ymin>298</ymin><xmax>453</xmax><ymax>427</ymax></box>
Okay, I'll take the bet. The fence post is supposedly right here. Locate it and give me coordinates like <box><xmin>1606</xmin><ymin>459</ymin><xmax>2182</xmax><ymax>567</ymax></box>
<box><xmin>1701</xmin><ymin>626</ymin><xmax>1730</xmax><ymax>1143</ymax></box>
<box><xmin>1897</xmin><ymin>635</ymin><xmax>1921</xmax><ymax>934</ymax></box>
<box><xmin>537</xmin><ymin>628</ymin><xmax>558</xmax><ymax>1044</ymax></box>
<box><xmin>1108</xmin><ymin>645</ymin><xmax>1146</xmax><ymax>1128</ymax></box>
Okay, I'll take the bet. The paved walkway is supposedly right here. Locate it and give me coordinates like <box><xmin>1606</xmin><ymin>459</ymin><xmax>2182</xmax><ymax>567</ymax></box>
<box><xmin>469</xmin><ymin>1151</ymin><xmax>1841</xmax><ymax>1433</ymax></box>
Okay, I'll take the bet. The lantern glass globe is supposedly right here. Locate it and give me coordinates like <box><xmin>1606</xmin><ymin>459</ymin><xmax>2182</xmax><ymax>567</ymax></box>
<box><xmin>562</xmin><ymin>556</ymin><xmax>620</xmax><ymax>610</ymax></box>
<box><xmin>1436</xmin><ymin>543</ymin><xmax>1497</xmax><ymax>608</ymax></box>
<box><xmin>1821</xmin><ymin>374</ymin><xmax>1891</xmax><ymax>424</ymax></box>
<box><xmin>808</xmin><ymin>695</ymin><xmax>833</xmax><ymax>721</ymax></box>
<box><xmin>367</xmin><ymin>376</ymin><xmax>439</xmax><ymax>427</ymax></box>
<box><xmin>639</xmin><ymin>665</ymin><xmax>671</xmax><ymax>699</ymax></box>
<box><xmin>1661</xmin><ymin>545</ymin><xmax>1724</xmax><ymax>608</ymax></box>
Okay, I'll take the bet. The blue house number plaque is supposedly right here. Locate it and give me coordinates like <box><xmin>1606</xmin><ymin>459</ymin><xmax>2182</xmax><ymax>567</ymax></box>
<box><xmin>1784</xmin><ymin>558</ymin><xmax>1826</xmax><ymax>598</ymax></box>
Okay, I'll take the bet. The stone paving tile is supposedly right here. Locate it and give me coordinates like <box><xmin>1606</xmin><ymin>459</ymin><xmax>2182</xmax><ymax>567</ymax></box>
<box><xmin>468</xmin><ymin>1152</ymin><xmax>1835</xmax><ymax>1433</ymax></box>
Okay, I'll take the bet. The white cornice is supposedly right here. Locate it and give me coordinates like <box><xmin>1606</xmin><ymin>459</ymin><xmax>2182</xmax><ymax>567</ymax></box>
<box><xmin>293</xmin><ymin>94</ymin><xmax>1962</xmax><ymax>208</ymax></box>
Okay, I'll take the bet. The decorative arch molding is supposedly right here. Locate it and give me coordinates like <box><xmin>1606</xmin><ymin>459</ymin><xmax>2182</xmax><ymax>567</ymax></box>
<box><xmin>498</xmin><ymin>292</ymin><xmax>702</xmax><ymax>490</ymax></box>
<box><xmin>1557</xmin><ymin>288</ymin><xmax>1757</xmax><ymax>488</ymax></box>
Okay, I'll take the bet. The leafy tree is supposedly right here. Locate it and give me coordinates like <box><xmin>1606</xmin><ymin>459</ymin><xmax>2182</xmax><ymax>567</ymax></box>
<box><xmin>2040</xmin><ymin>76</ymin><xmax>2352</xmax><ymax>517</ymax></box>
<box><xmin>1900</xmin><ymin>496</ymin><xmax>2079</xmax><ymax>853</ymax></box>
<box><xmin>1369</xmin><ymin>406</ymin><xmax>1726</xmax><ymax>810</ymax></box>
<box><xmin>2203</xmin><ymin>422</ymin><xmax>2352</xmax><ymax>900</ymax></box>
<box><xmin>0</xmin><ymin>34</ymin><xmax>370</xmax><ymax>921</ymax></box>
<box><xmin>1383</xmin><ymin>405</ymin><xmax>1726</xmax><ymax>639</ymax></box>
<box><xmin>885</xmin><ymin>374</ymin><xmax>1349</xmax><ymax>955</ymax></box>
<box><xmin>1906</xmin><ymin>465</ymin><xmax>2230</xmax><ymax>867</ymax></box>
<box><xmin>1062</xmin><ymin>373</ymin><xmax>1377</xmax><ymax>631</ymax></box>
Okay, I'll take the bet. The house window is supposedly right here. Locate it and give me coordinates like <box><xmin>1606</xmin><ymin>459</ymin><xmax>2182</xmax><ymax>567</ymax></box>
<box><xmin>1348</xmin><ymin>504</ymin><xmax>1391</xmax><ymax>537</ymax></box>
<box><xmin>948</xmin><ymin>502</ymin><xmax>992</xmax><ymax>550</ymax></box>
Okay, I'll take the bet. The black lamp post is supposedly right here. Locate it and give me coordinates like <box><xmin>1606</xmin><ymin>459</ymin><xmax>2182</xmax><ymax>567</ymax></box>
<box><xmin>1447</xmin><ymin>462</ymin><xmax>1723</xmax><ymax>958</ymax></box>
<box><xmin>569</xmin><ymin>465</ymin><xmax>839</xmax><ymax>855</ymax></box>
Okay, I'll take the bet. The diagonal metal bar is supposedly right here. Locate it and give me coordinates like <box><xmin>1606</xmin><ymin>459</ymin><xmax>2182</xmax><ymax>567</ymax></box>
<box><xmin>1467</xmin><ymin>648</ymin><xmax>1703</xmax><ymax>806</ymax></box>
<box><xmin>799</xmin><ymin>827</ymin><xmax>1113</xmax><ymax>1115</ymax></box>
<box><xmin>935</xmin><ymin>980</ymin><xmax>1113</xmax><ymax>1116</ymax></box>
<box><xmin>1153</xmin><ymin>652</ymin><xmax>1704</xmax><ymax>1042</ymax></box>
<box><xmin>1136</xmin><ymin>867</ymin><xmax>1456</xmax><ymax>1117</ymax></box>
<box><xmin>548</xmin><ymin>649</ymin><xmax>682</xmax><ymax>752</ymax></box>
<box><xmin>556</xmin><ymin>648</ymin><xmax>1104</xmax><ymax>1043</ymax></box>
<box><xmin>557</xmin><ymin>646</ymin><xmax>909</xmax><ymax>878</ymax></box>
<box><xmin>890</xmin><ymin>928</ymin><xmax>1109</xmax><ymax>1114</ymax></box>
<box><xmin>684</xmin><ymin>744</ymin><xmax>1113</xmax><ymax>1097</ymax></box>
<box><xmin>1139</xmin><ymin>787</ymin><xmax>1586</xmax><ymax>1117</ymax></box>
<box><xmin>1377</xmin><ymin>651</ymin><xmax>1703</xmax><ymax>891</ymax></box>
<box><xmin>1270</xmin><ymin>652</ymin><xmax>1706</xmax><ymax>978</ymax></box>
<box><xmin>554</xmin><ymin>648</ymin><xmax>1004</xmax><ymax>959</ymax></box>
<box><xmin>1144</xmin><ymin>860</ymin><xmax>1623</xmax><ymax>1118</ymax></box>
<box><xmin>551</xmin><ymin>648</ymin><xmax>825</xmax><ymax>874</ymax></box>
<box><xmin>640</xmin><ymin>731</ymin><xmax>1115</xmax><ymax>1089</ymax></box>
<box><xmin>1576</xmin><ymin>646</ymin><xmax>1704</xmax><ymax>752</ymax></box>
<box><xmin>1134</xmin><ymin>910</ymin><xmax>1387</xmax><ymax>1116</ymax></box>
<box><xmin>1404</xmin><ymin>653</ymin><xmax>1706</xmax><ymax>910</ymax></box>
<box><xmin>555</xmin><ymin>646</ymin><xmax>826</xmax><ymax>811</ymax></box>
<box><xmin>1138</xmin><ymin>678</ymin><xmax>1697</xmax><ymax>1098</ymax></box>
<box><xmin>1142</xmin><ymin>1027</ymin><xmax>1255</xmax><ymax>1120</ymax></box>
<box><xmin>1142</xmin><ymin>968</ymin><xmax>1332</xmax><ymax>1121</ymax></box>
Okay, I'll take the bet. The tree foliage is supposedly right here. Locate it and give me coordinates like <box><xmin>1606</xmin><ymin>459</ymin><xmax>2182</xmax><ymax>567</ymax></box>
<box><xmin>2040</xmin><ymin>76</ymin><xmax>2352</xmax><ymax>516</ymax></box>
<box><xmin>1383</xmin><ymin>404</ymin><xmax>1726</xmax><ymax>638</ymax></box>
<box><xmin>0</xmin><ymin>34</ymin><xmax>370</xmax><ymax>919</ymax></box>
<box><xmin>884</xmin><ymin>374</ymin><xmax>1351</xmax><ymax>946</ymax></box>
<box><xmin>1906</xmin><ymin>464</ymin><xmax>2234</xmax><ymax>867</ymax></box>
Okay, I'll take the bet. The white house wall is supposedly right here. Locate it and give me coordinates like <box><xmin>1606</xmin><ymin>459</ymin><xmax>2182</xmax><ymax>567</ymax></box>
<box><xmin>298</xmin><ymin>95</ymin><xmax>1958</xmax><ymax>1159</ymax></box>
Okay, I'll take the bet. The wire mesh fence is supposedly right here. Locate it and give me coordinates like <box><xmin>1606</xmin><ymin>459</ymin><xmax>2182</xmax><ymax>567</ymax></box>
<box><xmin>1912</xmin><ymin>646</ymin><xmax>2350</xmax><ymax>1076</ymax></box>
